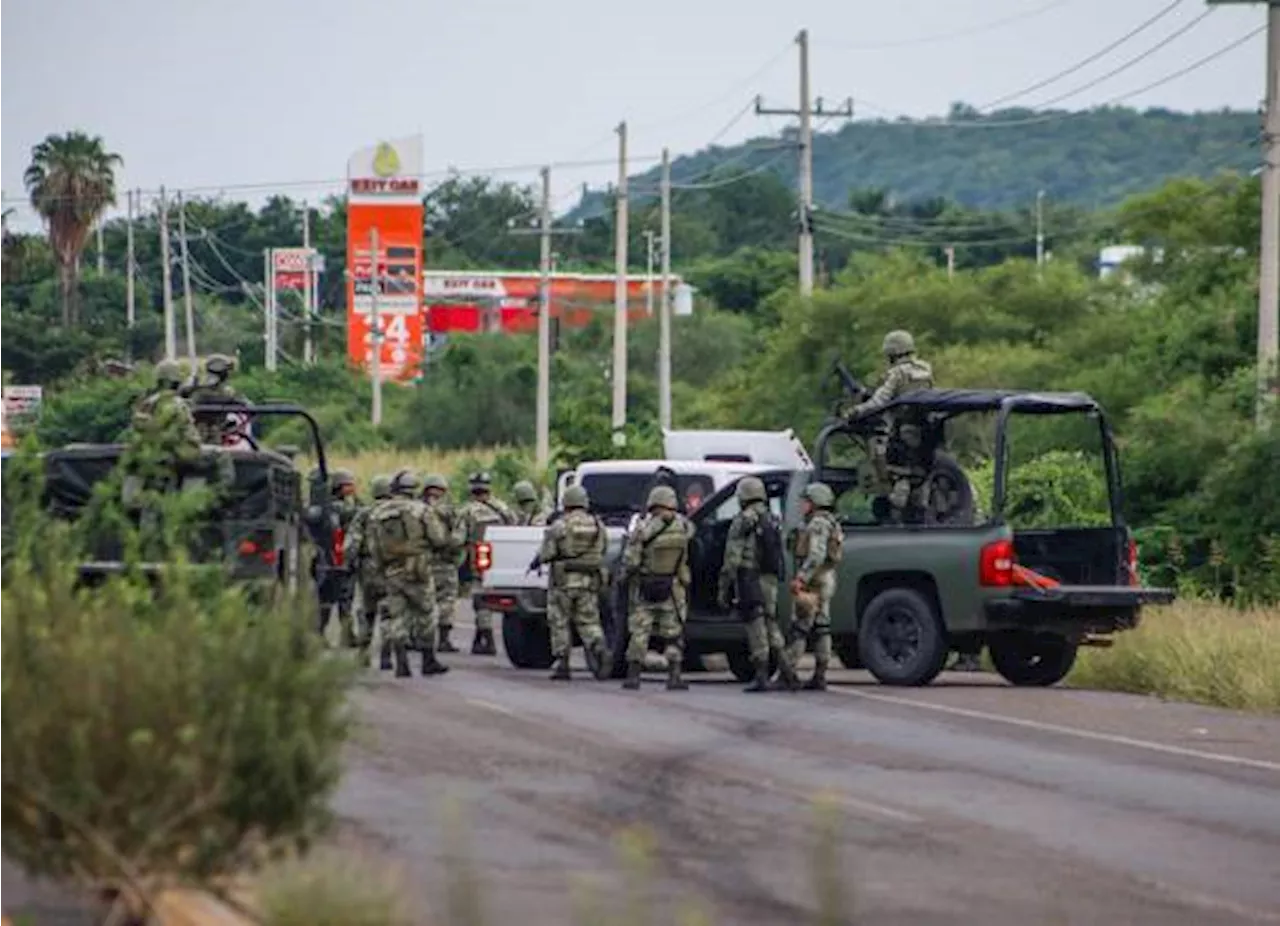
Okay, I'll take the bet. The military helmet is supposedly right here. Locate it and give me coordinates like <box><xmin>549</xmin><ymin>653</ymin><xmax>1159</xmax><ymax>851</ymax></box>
<box><xmin>736</xmin><ymin>476</ymin><xmax>767</xmax><ymax>504</ymax></box>
<box><xmin>330</xmin><ymin>468</ymin><xmax>356</xmax><ymax>490</ymax></box>
<box><xmin>391</xmin><ymin>469</ymin><xmax>422</xmax><ymax>496</ymax></box>
<box><xmin>803</xmin><ymin>482</ymin><xmax>836</xmax><ymax>509</ymax></box>
<box><xmin>204</xmin><ymin>353</ymin><xmax>235</xmax><ymax>377</ymax></box>
<box><xmin>512</xmin><ymin>480</ymin><xmax>537</xmax><ymax>503</ymax></box>
<box><xmin>882</xmin><ymin>330</ymin><xmax>916</xmax><ymax>359</ymax></box>
<box><xmin>647</xmin><ymin>485</ymin><xmax>678</xmax><ymax>511</ymax></box>
<box><xmin>370</xmin><ymin>474</ymin><xmax>393</xmax><ymax>500</ymax></box>
<box><xmin>562</xmin><ymin>485</ymin><xmax>590</xmax><ymax>509</ymax></box>
<box><xmin>155</xmin><ymin>359</ymin><xmax>184</xmax><ymax>387</ymax></box>
<box><xmin>468</xmin><ymin>470</ymin><xmax>492</xmax><ymax>491</ymax></box>
<box><xmin>422</xmin><ymin>473</ymin><xmax>449</xmax><ymax>493</ymax></box>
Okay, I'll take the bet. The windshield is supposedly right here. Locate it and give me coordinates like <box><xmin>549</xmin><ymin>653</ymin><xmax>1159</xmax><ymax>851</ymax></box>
<box><xmin>579</xmin><ymin>472</ymin><xmax>717</xmax><ymax>518</ymax></box>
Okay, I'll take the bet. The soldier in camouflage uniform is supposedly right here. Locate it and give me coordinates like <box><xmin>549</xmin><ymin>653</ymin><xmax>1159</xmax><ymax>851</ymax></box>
<box><xmin>422</xmin><ymin>473</ymin><xmax>467</xmax><ymax>654</ymax></box>
<box><xmin>188</xmin><ymin>353</ymin><xmax>249</xmax><ymax>445</ymax></box>
<box><xmin>719</xmin><ymin>476</ymin><xmax>800</xmax><ymax>693</ymax></box>
<box><xmin>125</xmin><ymin>360</ymin><xmax>207</xmax><ymax>511</ymax></box>
<box><xmin>343</xmin><ymin>473</ymin><xmax>393</xmax><ymax>664</ymax></box>
<box><xmin>512</xmin><ymin>480</ymin><xmax>548</xmax><ymax>526</ymax></box>
<box><xmin>368</xmin><ymin>470</ymin><xmax>450</xmax><ymax>678</ymax></box>
<box><xmin>325</xmin><ymin>469</ymin><xmax>362</xmax><ymax>647</ymax></box>
<box><xmin>619</xmin><ymin>485</ymin><xmax>695</xmax><ymax>691</ymax></box>
<box><xmin>534</xmin><ymin>484</ymin><xmax>610</xmax><ymax>681</ymax></box>
<box><xmin>785</xmin><ymin>482</ymin><xmax>844</xmax><ymax>691</ymax></box>
<box><xmin>843</xmin><ymin>330</ymin><xmax>935</xmax><ymax>519</ymax></box>
<box><xmin>458</xmin><ymin>471</ymin><xmax>515</xmax><ymax>655</ymax></box>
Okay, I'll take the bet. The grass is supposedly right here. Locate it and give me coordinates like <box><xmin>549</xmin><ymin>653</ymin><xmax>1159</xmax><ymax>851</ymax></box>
<box><xmin>256</xmin><ymin>849</ymin><xmax>411</xmax><ymax>926</ymax></box>
<box><xmin>1070</xmin><ymin>598</ymin><xmax>1280</xmax><ymax>712</ymax></box>
<box><xmin>323</xmin><ymin>447</ymin><xmax>513</xmax><ymax>485</ymax></box>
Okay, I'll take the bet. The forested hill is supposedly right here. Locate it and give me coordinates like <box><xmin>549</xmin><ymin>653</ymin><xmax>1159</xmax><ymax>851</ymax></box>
<box><xmin>570</xmin><ymin>105</ymin><xmax>1258</xmax><ymax>218</ymax></box>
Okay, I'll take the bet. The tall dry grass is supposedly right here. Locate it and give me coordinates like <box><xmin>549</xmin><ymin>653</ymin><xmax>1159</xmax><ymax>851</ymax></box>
<box><xmin>1070</xmin><ymin>598</ymin><xmax>1280</xmax><ymax>712</ymax></box>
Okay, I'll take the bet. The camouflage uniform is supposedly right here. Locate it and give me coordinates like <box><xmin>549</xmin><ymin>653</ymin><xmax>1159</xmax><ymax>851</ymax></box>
<box><xmin>719</xmin><ymin>477</ymin><xmax>799</xmax><ymax>693</ymax></box>
<box><xmin>844</xmin><ymin>330</ymin><xmax>934</xmax><ymax>515</ymax></box>
<box><xmin>620</xmin><ymin>485</ymin><xmax>695</xmax><ymax>691</ymax></box>
<box><xmin>458</xmin><ymin>471</ymin><xmax>515</xmax><ymax>655</ymax></box>
<box><xmin>325</xmin><ymin>469</ymin><xmax>362</xmax><ymax>647</ymax></box>
<box><xmin>538</xmin><ymin>485</ymin><xmax>610</xmax><ymax>681</ymax></box>
<box><xmin>423</xmin><ymin>473</ymin><xmax>467</xmax><ymax>654</ymax></box>
<box><xmin>343</xmin><ymin>473</ymin><xmax>393</xmax><ymax>653</ymax></box>
<box><xmin>513</xmin><ymin>480</ymin><xmax>549</xmax><ymax>526</ymax></box>
<box><xmin>125</xmin><ymin>360</ymin><xmax>204</xmax><ymax>498</ymax></box>
<box><xmin>368</xmin><ymin>470</ymin><xmax>451</xmax><ymax>678</ymax></box>
<box><xmin>188</xmin><ymin>353</ymin><xmax>249</xmax><ymax>445</ymax></box>
<box><xmin>785</xmin><ymin>483</ymin><xmax>844</xmax><ymax>691</ymax></box>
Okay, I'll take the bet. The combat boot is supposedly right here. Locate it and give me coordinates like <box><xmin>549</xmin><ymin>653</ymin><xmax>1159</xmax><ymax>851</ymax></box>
<box><xmin>743</xmin><ymin>658</ymin><xmax>772</xmax><ymax>693</ymax></box>
<box><xmin>803</xmin><ymin>662</ymin><xmax>828</xmax><ymax>691</ymax></box>
<box><xmin>550</xmin><ymin>654</ymin><xmax>572</xmax><ymax>681</ymax></box>
<box><xmin>773</xmin><ymin>658</ymin><xmax>802</xmax><ymax>692</ymax></box>
<box><xmin>472</xmin><ymin>628</ymin><xmax>497</xmax><ymax>656</ymax></box>
<box><xmin>665</xmin><ymin>656</ymin><xmax>689</xmax><ymax>692</ymax></box>
<box><xmin>393</xmin><ymin>643</ymin><xmax>412</xmax><ymax>679</ymax></box>
<box><xmin>379</xmin><ymin>642</ymin><xmax>392</xmax><ymax>671</ymax></box>
<box><xmin>340</xmin><ymin>621</ymin><xmax>358</xmax><ymax>649</ymax></box>
<box><xmin>421</xmin><ymin>649</ymin><xmax>450</xmax><ymax>676</ymax></box>
<box><xmin>622</xmin><ymin>661</ymin><xmax>643</xmax><ymax>690</ymax></box>
<box><xmin>438</xmin><ymin>626</ymin><xmax>459</xmax><ymax>653</ymax></box>
<box><xmin>586</xmin><ymin>640</ymin><xmax>612</xmax><ymax>681</ymax></box>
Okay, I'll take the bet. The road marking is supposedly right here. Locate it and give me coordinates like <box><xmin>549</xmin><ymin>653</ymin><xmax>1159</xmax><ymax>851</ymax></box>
<box><xmin>832</xmin><ymin>792</ymin><xmax>923</xmax><ymax>824</ymax></box>
<box><xmin>832</xmin><ymin>688</ymin><xmax>1280</xmax><ymax>773</ymax></box>
<box><xmin>465</xmin><ymin>697</ymin><xmax>515</xmax><ymax>717</ymax></box>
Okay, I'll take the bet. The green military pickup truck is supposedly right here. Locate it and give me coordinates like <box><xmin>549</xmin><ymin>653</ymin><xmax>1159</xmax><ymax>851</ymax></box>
<box><xmin>603</xmin><ymin>387</ymin><xmax>1175</xmax><ymax>687</ymax></box>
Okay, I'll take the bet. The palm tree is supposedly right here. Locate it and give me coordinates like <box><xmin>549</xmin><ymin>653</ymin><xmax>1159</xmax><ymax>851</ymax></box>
<box><xmin>23</xmin><ymin>132</ymin><xmax>122</xmax><ymax>327</ymax></box>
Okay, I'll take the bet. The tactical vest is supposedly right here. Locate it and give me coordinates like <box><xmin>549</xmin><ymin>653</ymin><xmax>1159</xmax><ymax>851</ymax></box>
<box><xmin>641</xmin><ymin>516</ymin><xmax>687</xmax><ymax>576</ymax></box>
<box><xmin>560</xmin><ymin>510</ymin><xmax>604</xmax><ymax>565</ymax></box>
<box><xmin>466</xmin><ymin>499</ymin><xmax>510</xmax><ymax>543</ymax></box>
<box><xmin>794</xmin><ymin>512</ymin><xmax>843</xmax><ymax>568</ymax></box>
<box><xmin>890</xmin><ymin>358</ymin><xmax>934</xmax><ymax>441</ymax></box>
<box><xmin>372</xmin><ymin>499</ymin><xmax>426</xmax><ymax>562</ymax></box>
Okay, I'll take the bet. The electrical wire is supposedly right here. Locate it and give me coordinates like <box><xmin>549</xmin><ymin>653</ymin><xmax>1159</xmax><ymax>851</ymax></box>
<box><xmin>818</xmin><ymin>0</ymin><xmax>1075</xmax><ymax>51</ymax></box>
<box><xmin>979</xmin><ymin>0</ymin><xmax>1187</xmax><ymax>109</ymax></box>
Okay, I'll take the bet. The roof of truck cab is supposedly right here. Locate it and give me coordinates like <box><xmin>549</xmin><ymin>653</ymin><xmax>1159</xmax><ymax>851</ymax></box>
<box><xmin>574</xmin><ymin>459</ymin><xmax>778</xmax><ymax>477</ymax></box>
<box><xmin>879</xmin><ymin>389</ymin><xmax>1100</xmax><ymax>415</ymax></box>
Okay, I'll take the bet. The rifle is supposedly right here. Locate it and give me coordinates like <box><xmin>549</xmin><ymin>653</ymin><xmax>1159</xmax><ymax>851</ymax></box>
<box><xmin>829</xmin><ymin>357</ymin><xmax>869</xmax><ymax>406</ymax></box>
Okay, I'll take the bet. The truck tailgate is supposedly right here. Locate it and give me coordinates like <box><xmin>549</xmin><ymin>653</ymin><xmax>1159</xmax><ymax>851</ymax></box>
<box><xmin>1012</xmin><ymin>585</ymin><xmax>1176</xmax><ymax>607</ymax></box>
<box><xmin>481</xmin><ymin>526</ymin><xmax>547</xmax><ymax>591</ymax></box>
<box><xmin>987</xmin><ymin>584</ymin><xmax>1176</xmax><ymax>630</ymax></box>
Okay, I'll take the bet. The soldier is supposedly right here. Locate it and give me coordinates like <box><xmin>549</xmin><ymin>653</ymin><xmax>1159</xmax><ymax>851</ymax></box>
<box><xmin>718</xmin><ymin>477</ymin><xmax>800</xmax><ymax>693</ymax></box>
<box><xmin>189</xmin><ymin>353</ymin><xmax>249</xmax><ymax>445</ymax></box>
<box><xmin>126</xmin><ymin>360</ymin><xmax>204</xmax><ymax>499</ymax></box>
<box><xmin>343</xmin><ymin>473</ymin><xmax>393</xmax><ymax>665</ymax></box>
<box><xmin>843</xmin><ymin>330</ymin><xmax>934</xmax><ymax>519</ymax></box>
<box><xmin>458</xmin><ymin>470</ymin><xmax>515</xmax><ymax>655</ymax></box>
<box><xmin>784</xmin><ymin>482</ymin><xmax>844</xmax><ymax>691</ymax></box>
<box><xmin>422</xmin><ymin>473</ymin><xmax>467</xmax><ymax>654</ymax></box>
<box><xmin>367</xmin><ymin>470</ymin><xmax>450</xmax><ymax>678</ymax></box>
<box><xmin>326</xmin><ymin>469</ymin><xmax>362</xmax><ymax>648</ymax></box>
<box><xmin>512</xmin><ymin>480</ymin><xmax>548</xmax><ymax>526</ymax></box>
<box><xmin>533</xmin><ymin>484</ymin><xmax>611</xmax><ymax>681</ymax></box>
<box><xmin>619</xmin><ymin>485</ymin><xmax>695</xmax><ymax>691</ymax></box>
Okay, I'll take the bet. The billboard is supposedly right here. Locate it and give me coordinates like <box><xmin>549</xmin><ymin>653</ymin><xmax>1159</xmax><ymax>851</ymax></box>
<box><xmin>272</xmin><ymin>247</ymin><xmax>314</xmax><ymax>292</ymax></box>
<box><xmin>1</xmin><ymin>385</ymin><xmax>43</xmax><ymax>449</ymax></box>
<box><xmin>346</xmin><ymin>136</ymin><xmax>425</xmax><ymax>381</ymax></box>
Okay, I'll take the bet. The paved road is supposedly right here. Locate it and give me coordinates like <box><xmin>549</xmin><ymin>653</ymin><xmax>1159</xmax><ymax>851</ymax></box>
<box><xmin>6</xmin><ymin>609</ymin><xmax>1278</xmax><ymax>926</ymax></box>
<box><xmin>334</xmin><ymin>612</ymin><xmax>1280</xmax><ymax>926</ymax></box>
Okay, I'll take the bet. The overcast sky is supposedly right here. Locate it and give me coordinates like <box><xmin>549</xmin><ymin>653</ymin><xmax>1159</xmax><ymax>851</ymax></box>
<box><xmin>1</xmin><ymin>0</ymin><xmax>1267</xmax><ymax>230</ymax></box>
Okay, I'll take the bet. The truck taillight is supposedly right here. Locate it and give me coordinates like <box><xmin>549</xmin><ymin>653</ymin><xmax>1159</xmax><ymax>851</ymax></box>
<box><xmin>475</xmin><ymin>541</ymin><xmax>492</xmax><ymax>573</ymax></box>
<box><xmin>980</xmin><ymin>538</ymin><xmax>1015</xmax><ymax>587</ymax></box>
<box><xmin>332</xmin><ymin>527</ymin><xmax>345</xmax><ymax>567</ymax></box>
<box><xmin>1127</xmin><ymin>535</ymin><xmax>1139</xmax><ymax>587</ymax></box>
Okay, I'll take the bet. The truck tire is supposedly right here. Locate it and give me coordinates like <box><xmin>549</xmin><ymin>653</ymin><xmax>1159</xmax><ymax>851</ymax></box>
<box><xmin>923</xmin><ymin>453</ymin><xmax>975</xmax><ymax>527</ymax></box>
<box><xmin>857</xmin><ymin>588</ymin><xmax>948</xmax><ymax>686</ymax></box>
<box><xmin>501</xmin><ymin>615</ymin><xmax>553</xmax><ymax>670</ymax></box>
<box><xmin>988</xmin><ymin>631</ymin><xmax>1078</xmax><ymax>687</ymax></box>
<box><xmin>725</xmin><ymin>645</ymin><xmax>754</xmax><ymax>683</ymax></box>
<box><xmin>602</xmin><ymin>582</ymin><xmax>630</xmax><ymax>679</ymax></box>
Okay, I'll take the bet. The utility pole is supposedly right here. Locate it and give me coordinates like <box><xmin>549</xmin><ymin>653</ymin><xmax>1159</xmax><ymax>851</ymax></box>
<box><xmin>370</xmin><ymin>227</ymin><xmax>383</xmax><ymax>427</ymax></box>
<box><xmin>755</xmin><ymin>30</ymin><xmax>853</xmax><ymax>297</ymax></box>
<box><xmin>177</xmin><ymin>191</ymin><xmax>197</xmax><ymax>363</ymax></box>
<box><xmin>659</xmin><ymin>147</ymin><xmax>673</xmax><ymax>432</ymax></box>
<box><xmin>945</xmin><ymin>246</ymin><xmax>956</xmax><ymax>280</ymax></box>
<box><xmin>125</xmin><ymin>189</ymin><xmax>136</xmax><ymax>338</ymax></box>
<box><xmin>159</xmin><ymin>186</ymin><xmax>176</xmax><ymax>361</ymax></box>
<box><xmin>506</xmin><ymin>167</ymin><xmax>584</xmax><ymax>470</ymax></box>
<box><xmin>1035</xmin><ymin>189</ymin><xmax>1046</xmax><ymax>277</ymax></box>
<box><xmin>96</xmin><ymin>222</ymin><xmax>105</xmax><ymax>275</ymax></box>
<box><xmin>643</xmin><ymin>230</ymin><xmax>657</xmax><ymax>316</ymax></box>
<box><xmin>612</xmin><ymin>120</ymin><xmax>629</xmax><ymax>446</ymax></box>
<box><xmin>302</xmin><ymin>203</ymin><xmax>313</xmax><ymax>365</ymax></box>
<box><xmin>264</xmin><ymin>249</ymin><xmax>277</xmax><ymax>372</ymax></box>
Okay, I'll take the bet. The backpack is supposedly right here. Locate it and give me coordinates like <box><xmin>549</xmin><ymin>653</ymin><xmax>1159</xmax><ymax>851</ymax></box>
<box><xmin>756</xmin><ymin>511</ymin><xmax>786</xmax><ymax>579</ymax></box>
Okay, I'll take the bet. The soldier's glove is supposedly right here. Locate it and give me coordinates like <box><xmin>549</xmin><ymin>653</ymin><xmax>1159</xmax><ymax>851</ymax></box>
<box><xmin>526</xmin><ymin>554</ymin><xmax>543</xmax><ymax>575</ymax></box>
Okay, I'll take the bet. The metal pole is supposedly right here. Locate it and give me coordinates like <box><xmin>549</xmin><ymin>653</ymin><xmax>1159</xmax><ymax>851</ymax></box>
<box><xmin>945</xmin><ymin>246</ymin><xmax>956</xmax><ymax>280</ymax></box>
<box><xmin>125</xmin><ymin>189</ymin><xmax>136</xmax><ymax>335</ymax></box>
<box><xmin>264</xmin><ymin>249</ymin><xmax>276</xmax><ymax>372</ymax></box>
<box><xmin>302</xmin><ymin>203</ymin><xmax>313</xmax><ymax>365</ymax></box>
<box><xmin>536</xmin><ymin>166</ymin><xmax>552</xmax><ymax>471</ymax></box>
<box><xmin>644</xmin><ymin>230</ymin><xmax>655</xmax><ymax>316</ymax></box>
<box><xmin>1035</xmin><ymin>189</ymin><xmax>1046</xmax><ymax>277</ymax></box>
<box><xmin>612</xmin><ymin>120</ymin><xmax>629</xmax><ymax>445</ymax></box>
<box><xmin>96</xmin><ymin>222</ymin><xmax>105</xmax><ymax>275</ymax></box>
<box><xmin>798</xmin><ymin>29</ymin><xmax>814</xmax><ymax>297</ymax></box>
<box><xmin>1258</xmin><ymin>0</ymin><xmax>1280</xmax><ymax>427</ymax></box>
<box><xmin>659</xmin><ymin>147</ymin><xmax>673</xmax><ymax>432</ymax></box>
<box><xmin>177</xmin><ymin>191</ymin><xmax>197</xmax><ymax>363</ymax></box>
<box><xmin>159</xmin><ymin>186</ymin><xmax>176</xmax><ymax>361</ymax></box>
<box><xmin>370</xmin><ymin>227</ymin><xmax>383</xmax><ymax>427</ymax></box>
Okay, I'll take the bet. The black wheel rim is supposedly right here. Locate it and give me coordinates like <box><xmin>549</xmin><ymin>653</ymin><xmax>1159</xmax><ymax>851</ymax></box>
<box><xmin>874</xmin><ymin>606</ymin><xmax>923</xmax><ymax>667</ymax></box>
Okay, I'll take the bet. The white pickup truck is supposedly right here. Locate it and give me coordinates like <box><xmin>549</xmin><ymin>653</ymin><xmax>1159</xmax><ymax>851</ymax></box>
<box><xmin>474</xmin><ymin>429</ymin><xmax>812</xmax><ymax>673</ymax></box>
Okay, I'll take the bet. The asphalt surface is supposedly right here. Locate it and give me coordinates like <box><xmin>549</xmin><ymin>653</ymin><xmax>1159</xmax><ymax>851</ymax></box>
<box><xmin>333</xmin><ymin>608</ymin><xmax>1280</xmax><ymax>926</ymax></box>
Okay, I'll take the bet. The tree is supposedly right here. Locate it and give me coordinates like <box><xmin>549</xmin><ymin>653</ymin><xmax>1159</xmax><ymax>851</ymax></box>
<box><xmin>23</xmin><ymin>132</ymin><xmax>123</xmax><ymax>328</ymax></box>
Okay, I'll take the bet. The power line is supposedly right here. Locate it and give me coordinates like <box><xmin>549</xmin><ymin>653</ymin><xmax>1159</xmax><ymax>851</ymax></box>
<box><xmin>979</xmin><ymin>0</ymin><xmax>1187</xmax><ymax>109</ymax></box>
<box><xmin>818</xmin><ymin>0</ymin><xmax>1075</xmax><ymax>51</ymax></box>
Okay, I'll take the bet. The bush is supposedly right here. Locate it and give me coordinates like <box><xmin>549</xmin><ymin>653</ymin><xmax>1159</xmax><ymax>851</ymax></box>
<box><xmin>0</xmin><ymin>453</ymin><xmax>354</xmax><ymax>889</ymax></box>
<box><xmin>256</xmin><ymin>850</ymin><xmax>410</xmax><ymax>926</ymax></box>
